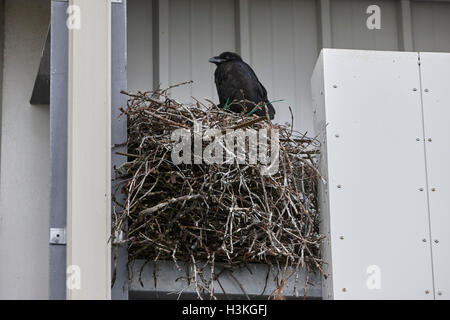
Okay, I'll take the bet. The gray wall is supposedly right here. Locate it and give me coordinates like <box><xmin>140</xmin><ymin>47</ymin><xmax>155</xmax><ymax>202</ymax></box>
<box><xmin>412</xmin><ymin>1</ymin><xmax>450</xmax><ymax>52</ymax></box>
<box><xmin>128</xmin><ymin>0</ymin><xmax>450</xmax><ymax>135</ymax></box>
<box><xmin>0</xmin><ymin>0</ymin><xmax>50</xmax><ymax>299</ymax></box>
<box><xmin>127</xmin><ymin>0</ymin><xmax>153</xmax><ymax>91</ymax></box>
<box><xmin>330</xmin><ymin>0</ymin><xmax>400</xmax><ymax>50</ymax></box>
<box><xmin>247</xmin><ymin>0</ymin><xmax>318</xmax><ymax>132</ymax></box>
<box><xmin>0</xmin><ymin>0</ymin><xmax>4</xmax><ymax>180</ymax></box>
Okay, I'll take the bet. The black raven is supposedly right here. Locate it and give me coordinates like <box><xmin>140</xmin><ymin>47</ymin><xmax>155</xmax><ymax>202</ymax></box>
<box><xmin>209</xmin><ymin>52</ymin><xmax>276</xmax><ymax>120</ymax></box>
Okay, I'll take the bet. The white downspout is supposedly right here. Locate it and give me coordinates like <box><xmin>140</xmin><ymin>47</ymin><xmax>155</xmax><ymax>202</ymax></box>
<box><xmin>67</xmin><ymin>0</ymin><xmax>112</xmax><ymax>300</ymax></box>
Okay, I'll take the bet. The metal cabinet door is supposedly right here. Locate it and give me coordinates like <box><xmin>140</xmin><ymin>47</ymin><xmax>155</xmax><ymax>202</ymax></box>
<box><xmin>419</xmin><ymin>52</ymin><xmax>450</xmax><ymax>300</ymax></box>
<box><xmin>314</xmin><ymin>49</ymin><xmax>435</xmax><ymax>299</ymax></box>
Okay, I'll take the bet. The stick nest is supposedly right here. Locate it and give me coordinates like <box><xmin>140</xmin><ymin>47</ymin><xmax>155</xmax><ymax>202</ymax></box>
<box><xmin>112</xmin><ymin>83</ymin><xmax>325</xmax><ymax>299</ymax></box>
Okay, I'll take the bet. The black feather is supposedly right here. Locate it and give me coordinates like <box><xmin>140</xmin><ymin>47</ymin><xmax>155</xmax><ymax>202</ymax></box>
<box><xmin>209</xmin><ymin>52</ymin><xmax>276</xmax><ymax>120</ymax></box>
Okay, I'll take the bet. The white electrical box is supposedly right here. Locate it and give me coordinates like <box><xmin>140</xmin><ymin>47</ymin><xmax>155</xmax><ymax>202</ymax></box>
<box><xmin>311</xmin><ymin>49</ymin><xmax>450</xmax><ymax>300</ymax></box>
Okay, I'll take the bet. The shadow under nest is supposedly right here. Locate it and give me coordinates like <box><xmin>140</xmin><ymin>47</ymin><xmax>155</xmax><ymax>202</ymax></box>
<box><xmin>112</xmin><ymin>83</ymin><xmax>325</xmax><ymax>299</ymax></box>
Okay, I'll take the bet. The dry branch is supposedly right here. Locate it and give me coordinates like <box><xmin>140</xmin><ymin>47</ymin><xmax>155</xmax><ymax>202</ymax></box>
<box><xmin>112</xmin><ymin>84</ymin><xmax>325</xmax><ymax>299</ymax></box>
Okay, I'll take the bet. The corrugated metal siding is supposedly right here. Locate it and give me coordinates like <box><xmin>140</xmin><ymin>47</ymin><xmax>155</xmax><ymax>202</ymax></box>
<box><xmin>248</xmin><ymin>0</ymin><xmax>318</xmax><ymax>131</ymax></box>
<box><xmin>330</xmin><ymin>0</ymin><xmax>399</xmax><ymax>50</ymax></box>
<box><xmin>0</xmin><ymin>0</ymin><xmax>4</xmax><ymax>180</ymax></box>
<box><xmin>127</xmin><ymin>0</ymin><xmax>153</xmax><ymax>91</ymax></box>
<box><xmin>127</xmin><ymin>0</ymin><xmax>450</xmax><ymax>133</ymax></box>
<box><xmin>412</xmin><ymin>1</ymin><xmax>450</xmax><ymax>52</ymax></box>
<box><xmin>168</xmin><ymin>0</ymin><xmax>235</xmax><ymax>102</ymax></box>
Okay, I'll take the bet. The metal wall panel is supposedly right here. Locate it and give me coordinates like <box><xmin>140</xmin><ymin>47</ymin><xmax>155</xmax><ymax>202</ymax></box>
<box><xmin>419</xmin><ymin>52</ymin><xmax>450</xmax><ymax>300</ymax></box>
<box><xmin>128</xmin><ymin>260</ymin><xmax>322</xmax><ymax>299</ymax></box>
<box><xmin>166</xmin><ymin>0</ymin><xmax>236</xmax><ymax>102</ymax></box>
<box><xmin>248</xmin><ymin>0</ymin><xmax>318</xmax><ymax>133</ymax></box>
<box><xmin>412</xmin><ymin>1</ymin><xmax>450</xmax><ymax>52</ymax></box>
<box><xmin>313</xmin><ymin>49</ymin><xmax>434</xmax><ymax>299</ymax></box>
<box><xmin>310</xmin><ymin>52</ymin><xmax>333</xmax><ymax>298</ymax></box>
<box><xmin>127</xmin><ymin>0</ymin><xmax>153</xmax><ymax>91</ymax></box>
<box><xmin>330</xmin><ymin>0</ymin><xmax>400</xmax><ymax>51</ymax></box>
<box><xmin>0</xmin><ymin>0</ymin><xmax>4</xmax><ymax>179</ymax></box>
<box><xmin>111</xmin><ymin>0</ymin><xmax>128</xmax><ymax>300</ymax></box>
<box><xmin>49</xmin><ymin>0</ymin><xmax>68</xmax><ymax>299</ymax></box>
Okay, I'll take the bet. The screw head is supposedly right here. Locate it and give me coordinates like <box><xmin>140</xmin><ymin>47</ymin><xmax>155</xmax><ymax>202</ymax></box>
<box><xmin>342</xmin><ymin>288</ymin><xmax>347</xmax><ymax>292</ymax></box>
<box><xmin>333</xmin><ymin>85</ymin><xmax>338</xmax><ymax>88</ymax></box>
<box><xmin>435</xmin><ymin>239</ymin><xmax>439</xmax><ymax>244</ymax></box>
<box><xmin>422</xmin><ymin>238</ymin><xmax>427</xmax><ymax>242</ymax></box>
<box><xmin>419</xmin><ymin>188</ymin><xmax>424</xmax><ymax>191</ymax></box>
<box><xmin>340</xmin><ymin>236</ymin><xmax>344</xmax><ymax>240</ymax></box>
<box><xmin>428</xmin><ymin>138</ymin><xmax>432</xmax><ymax>142</ymax></box>
<box><xmin>413</xmin><ymin>88</ymin><xmax>418</xmax><ymax>91</ymax></box>
<box><xmin>431</xmin><ymin>188</ymin><xmax>436</xmax><ymax>192</ymax></box>
<box><xmin>438</xmin><ymin>291</ymin><xmax>442</xmax><ymax>296</ymax></box>
<box><xmin>335</xmin><ymin>134</ymin><xmax>340</xmax><ymax>138</ymax></box>
<box><xmin>425</xmin><ymin>290</ymin><xmax>430</xmax><ymax>294</ymax></box>
<box><xmin>337</xmin><ymin>185</ymin><xmax>342</xmax><ymax>189</ymax></box>
<box><xmin>416</xmin><ymin>138</ymin><xmax>420</xmax><ymax>141</ymax></box>
<box><xmin>425</xmin><ymin>89</ymin><xmax>429</xmax><ymax>92</ymax></box>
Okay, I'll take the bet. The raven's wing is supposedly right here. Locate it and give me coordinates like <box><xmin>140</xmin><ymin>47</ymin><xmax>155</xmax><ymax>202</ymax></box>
<box><xmin>215</xmin><ymin>62</ymin><xmax>262</xmax><ymax>104</ymax></box>
<box><xmin>214</xmin><ymin>61</ymin><xmax>275</xmax><ymax>119</ymax></box>
<box><xmin>243</xmin><ymin>62</ymin><xmax>269</xmax><ymax>101</ymax></box>
<box><xmin>242</xmin><ymin>62</ymin><xmax>275</xmax><ymax>119</ymax></box>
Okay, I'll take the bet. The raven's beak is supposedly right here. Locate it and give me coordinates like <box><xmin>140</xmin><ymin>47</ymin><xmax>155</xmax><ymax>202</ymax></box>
<box><xmin>208</xmin><ymin>56</ymin><xmax>224</xmax><ymax>64</ymax></box>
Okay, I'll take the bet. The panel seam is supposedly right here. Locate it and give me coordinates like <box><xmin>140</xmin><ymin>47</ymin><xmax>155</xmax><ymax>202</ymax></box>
<box><xmin>418</xmin><ymin>52</ymin><xmax>436</xmax><ymax>299</ymax></box>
